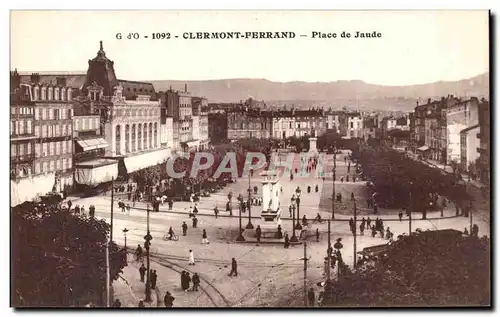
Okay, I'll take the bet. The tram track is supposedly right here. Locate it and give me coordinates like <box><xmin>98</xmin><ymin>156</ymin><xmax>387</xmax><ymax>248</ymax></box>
<box><xmin>150</xmin><ymin>253</ymin><xmax>231</xmax><ymax>307</ymax></box>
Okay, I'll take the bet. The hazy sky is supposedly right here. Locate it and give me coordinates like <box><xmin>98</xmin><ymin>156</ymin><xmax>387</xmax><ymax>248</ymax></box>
<box><xmin>10</xmin><ymin>10</ymin><xmax>489</xmax><ymax>85</ymax></box>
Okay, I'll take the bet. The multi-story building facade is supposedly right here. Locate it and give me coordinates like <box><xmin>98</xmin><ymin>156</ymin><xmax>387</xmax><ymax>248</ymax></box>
<box><xmin>325</xmin><ymin>111</ymin><xmax>345</xmax><ymax>134</ymax></box>
<box><xmin>162</xmin><ymin>85</ymin><xmax>195</xmax><ymax>151</ymax></box>
<box><xmin>73</xmin><ymin>42</ymin><xmax>168</xmax><ymax>180</ymax></box>
<box><xmin>460</xmin><ymin>125</ymin><xmax>480</xmax><ymax>172</ymax></box>
<box><xmin>30</xmin><ymin>76</ymin><xmax>75</xmax><ymax>190</ymax></box>
<box><xmin>477</xmin><ymin>100</ymin><xmax>490</xmax><ymax>184</ymax></box>
<box><xmin>346</xmin><ymin>113</ymin><xmax>364</xmax><ymax>139</ymax></box>
<box><xmin>227</xmin><ymin>108</ymin><xmax>273</xmax><ymax>140</ymax></box>
<box><xmin>446</xmin><ymin>97</ymin><xmax>480</xmax><ymax>164</ymax></box>
<box><xmin>192</xmin><ymin>96</ymin><xmax>210</xmax><ymax>150</ymax></box>
<box><xmin>10</xmin><ymin>71</ymin><xmax>37</xmax><ymax>182</ymax></box>
<box><xmin>208</xmin><ymin>112</ymin><xmax>228</xmax><ymax>143</ymax></box>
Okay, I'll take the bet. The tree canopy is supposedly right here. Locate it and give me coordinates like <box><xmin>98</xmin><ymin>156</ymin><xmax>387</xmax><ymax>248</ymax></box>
<box><xmin>12</xmin><ymin>205</ymin><xmax>127</xmax><ymax>307</ymax></box>
<box><xmin>324</xmin><ymin>232</ymin><xmax>490</xmax><ymax>307</ymax></box>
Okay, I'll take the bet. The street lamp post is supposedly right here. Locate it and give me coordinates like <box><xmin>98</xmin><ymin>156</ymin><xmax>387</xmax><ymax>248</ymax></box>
<box><xmin>295</xmin><ymin>194</ymin><xmax>302</xmax><ymax>230</ymax></box>
<box><xmin>144</xmin><ymin>204</ymin><xmax>153</xmax><ymax>302</ymax></box>
<box><xmin>290</xmin><ymin>204</ymin><xmax>298</xmax><ymax>242</ymax></box>
<box><xmin>332</xmin><ymin>152</ymin><xmax>337</xmax><ymax>219</ymax></box>
<box><xmin>236</xmin><ymin>202</ymin><xmax>246</xmax><ymax>241</ymax></box>
<box><xmin>122</xmin><ymin>228</ymin><xmax>129</xmax><ymax>250</ymax></box>
<box><xmin>246</xmin><ymin>169</ymin><xmax>254</xmax><ymax>229</ymax></box>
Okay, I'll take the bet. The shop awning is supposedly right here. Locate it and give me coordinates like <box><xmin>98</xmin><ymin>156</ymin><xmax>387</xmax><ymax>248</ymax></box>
<box><xmin>76</xmin><ymin>138</ymin><xmax>109</xmax><ymax>152</ymax></box>
<box><xmin>75</xmin><ymin>160</ymin><xmax>118</xmax><ymax>187</ymax></box>
<box><xmin>417</xmin><ymin>145</ymin><xmax>430</xmax><ymax>151</ymax></box>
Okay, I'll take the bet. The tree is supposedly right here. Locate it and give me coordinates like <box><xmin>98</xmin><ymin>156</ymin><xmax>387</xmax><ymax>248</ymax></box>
<box><xmin>324</xmin><ymin>233</ymin><xmax>490</xmax><ymax>306</ymax></box>
<box><xmin>12</xmin><ymin>206</ymin><xmax>127</xmax><ymax>307</ymax></box>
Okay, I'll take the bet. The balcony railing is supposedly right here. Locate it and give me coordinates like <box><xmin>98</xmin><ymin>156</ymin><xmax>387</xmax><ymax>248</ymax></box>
<box><xmin>11</xmin><ymin>153</ymin><xmax>35</xmax><ymax>163</ymax></box>
<box><xmin>11</xmin><ymin>132</ymin><xmax>36</xmax><ymax>139</ymax></box>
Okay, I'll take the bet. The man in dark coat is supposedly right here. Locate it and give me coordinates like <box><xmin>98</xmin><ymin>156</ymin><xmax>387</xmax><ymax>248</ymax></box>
<box><xmin>182</xmin><ymin>221</ymin><xmax>188</xmax><ymax>236</ymax></box>
<box><xmin>284</xmin><ymin>233</ymin><xmax>290</xmax><ymax>249</ymax></box>
<box><xmin>151</xmin><ymin>270</ymin><xmax>157</xmax><ymax>289</ymax></box>
<box><xmin>256</xmin><ymin>225</ymin><xmax>262</xmax><ymax>243</ymax></box>
<box><xmin>139</xmin><ymin>264</ymin><xmax>146</xmax><ymax>282</ymax></box>
<box><xmin>164</xmin><ymin>291</ymin><xmax>175</xmax><ymax>307</ymax></box>
<box><xmin>308</xmin><ymin>288</ymin><xmax>315</xmax><ymax>307</ymax></box>
<box><xmin>191</xmin><ymin>273</ymin><xmax>201</xmax><ymax>291</ymax></box>
<box><xmin>192</xmin><ymin>216</ymin><xmax>198</xmax><ymax>228</ymax></box>
<box><xmin>228</xmin><ymin>258</ymin><xmax>238</xmax><ymax>276</ymax></box>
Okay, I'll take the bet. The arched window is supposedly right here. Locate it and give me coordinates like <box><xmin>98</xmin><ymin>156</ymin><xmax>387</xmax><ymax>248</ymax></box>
<box><xmin>41</xmin><ymin>87</ymin><xmax>46</xmax><ymax>100</ymax></box>
<box><xmin>125</xmin><ymin>124</ymin><xmax>130</xmax><ymax>153</ymax></box>
<box><xmin>33</xmin><ymin>86</ymin><xmax>39</xmax><ymax>101</ymax></box>
<box><xmin>54</xmin><ymin>87</ymin><xmax>59</xmax><ymax>100</ymax></box>
<box><xmin>115</xmin><ymin>125</ymin><xmax>121</xmax><ymax>155</ymax></box>
<box><xmin>154</xmin><ymin>123</ymin><xmax>158</xmax><ymax>147</ymax></box>
<box><xmin>60</xmin><ymin>87</ymin><xmax>66</xmax><ymax>101</ymax></box>
<box><xmin>131</xmin><ymin>124</ymin><xmax>136</xmax><ymax>152</ymax></box>
<box><xmin>148</xmin><ymin>123</ymin><xmax>153</xmax><ymax>148</ymax></box>
<box><xmin>143</xmin><ymin>124</ymin><xmax>148</xmax><ymax>150</ymax></box>
<box><xmin>137</xmin><ymin>124</ymin><xmax>142</xmax><ymax>151</ymax></box>
<box><xmin>48</xmin><ymin>87</ymin><xmax>53</xmax><ymax>100</ymax></box>
<box><xmin>67</xmin><ymin>88</ymin><xmax>72</xmax><ymax>101</ymax></box>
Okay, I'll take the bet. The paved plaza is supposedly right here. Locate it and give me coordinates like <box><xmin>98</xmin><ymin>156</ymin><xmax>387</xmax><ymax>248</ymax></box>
<box><xmin>71</xmin><ymin>152</ymin><xmax>490</xmax><ymax>307</ymax></box>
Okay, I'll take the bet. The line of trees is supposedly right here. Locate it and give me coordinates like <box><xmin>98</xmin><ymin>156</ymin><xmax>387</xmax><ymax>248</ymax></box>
<box><xmin>12</xmin><ymin>204</ymin><xmax>127</xmax><ymax>307</ymax></box>
<box><xmin>351</xmin><ymin>144</ymin><xmax>470</xmax><ymax>216</ymax></box>
<box><xmin>323</xmin><ymin>232</ymin><xmax>490</xmax><ymax>306</ymax></box>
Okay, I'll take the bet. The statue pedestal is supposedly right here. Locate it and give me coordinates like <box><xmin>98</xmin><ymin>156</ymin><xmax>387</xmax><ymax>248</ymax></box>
<box><xmin>309</xmin><ymin>137</ymin><xmax>318</xmax><ymax>153</ymax></box>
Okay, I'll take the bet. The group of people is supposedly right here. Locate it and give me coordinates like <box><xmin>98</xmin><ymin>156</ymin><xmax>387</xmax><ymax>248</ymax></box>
<box><xmin>181</xmin><ymin>271</ymin><xmax>200</xmax><ymax>292</ymax></box>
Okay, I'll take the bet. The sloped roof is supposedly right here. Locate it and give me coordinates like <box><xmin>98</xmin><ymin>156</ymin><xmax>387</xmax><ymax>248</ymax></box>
<box><xmin>19</xmin><ymin>74</ymin><xmax>86</xmax><ymax>89</ymax></box>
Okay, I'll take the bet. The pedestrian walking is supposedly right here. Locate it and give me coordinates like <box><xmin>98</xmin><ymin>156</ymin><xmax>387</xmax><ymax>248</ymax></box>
<box><xmin>315</xmin><ymin>185</ymin><xmax>319</xmax><ymax>193</ymax></box>
<box><xmin>202</xmin><ymin>229</ymin><xmax>210</xmax><ymax>244</ymax></box>
<box><xmin>371</xmin><ymin>225</ymin><xmax>377</xmax><ymax>238</ymax></box>
<box><xmin>191</xmin><ymin>273</ymin><xmax>200</xmax><ymax>291</ymax></box>
<box><xmin>228</xmin><ymin>258</ymin><xmax>238</xmax><ymax>276</ymax></box>
<box><xmin>307</xmin><ymin>186</ymin><xmax>311</xmax><ymax>193</ymax></box>
<box><xmin>185</xmin><ymin>272</ymin><xmax>191</xmax><ymax>292</ymax></box>
<box><xmin>189</xmin><ymin>249</ymin><xmax>195</xmax><ymax>265</ymax></box>
<box><xmin>360</xmin><ymin>223</ymin><xmax>364</xmax><ymax>236</ymax></box>
<box><xmin>367</xmin><ymin>217</ymin><xmax>371</xmax><ymax>228</ymax></box>
<box><xmin>151</xmin><ymin>270</ymin><xmax>157</xmax><ymax>289</ymax></box>
<box><xmin>398</xmin><ymin>210</ymin><xmax>403</xmax><ymax>222</ymax></box>
<box><xmin>67</xmin><ymin>200</ymin><xmax>72</xmax><ymax>210</ymax></box>
<box><xmin>284</xmin><ymin>233</ymin><xmax>290</xmax><ymax>249</ymax></box>
<box><xmin>181</xmin><ymin>271</ymin><xmax>188</xmax><ymax>291</ymax></box>
<box><xmin>256</xmin><ymin>225</ymin><xmax>262</xmax><ymax>244</ymax></box>
<box><xmin>182</xmin><ymin>222</ymin><xmax>188</xmax><ymax>236</ymax></box>
<box><xmin>316</xmin><ymin>228</ymin><xmax>320</xmax><ymax>242</ymax></box>
<box><xmin>289</xmin><ymin>205</ymin><xmax>292</xmax><ymax>218</ymax></box>
<box><xmin>308</xmin><ymin>288</ymin><xmax>315</xmax><ymax>307</ymax></box>
<box><xmin>192</xmin><ymin>216</ymin><xmax>198</xmax><ymax>228</ymax></box>
<box><xmin>214</xmin><ymin>206</ymin><xmax>219</xmax><ymax>219</ymax></box>
<box><xmin>164</xmin><ymin>291</ymin><xmax>175</xmax><ymax>307</ymax></box>
<box><xmin>139</xmin><ymin>263</ymin><xmax>146</xmax><ymax>282</ymax></box>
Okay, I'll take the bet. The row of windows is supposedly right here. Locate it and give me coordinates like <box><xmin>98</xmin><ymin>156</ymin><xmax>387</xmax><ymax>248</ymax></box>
<box><xmin>11</xmin><ymin>120</ymin><xmax>33</xmax><ymax>136</ymax></box>
<box><xmin>35</xmin><ymin>124</ymin><xmax>72</xmax><ymax>138</ymax></box>
<box><xmin>11</xmin><ymin>107</ymin><xmax>34</xmax><ymax>116</ymax></box>
<box><xmin>35</xmin><ymin>158</ymin><xmax>72</xmax><ymax>174</ymax></box>
<box><xmin>32</xmin><ymin>86</ymin><xmax>72</xmax><ymax>102</ymax></box>
<box><xmin>35</xmin><ymin>108</ymin><xmax>73</xmax><ymax>120</ymax></box>
<box><xmin>35</xmin><ymin>140</ymin><xmax>72</xmax><ymax>158</ymax></box>
<box><xmin>75</xmin><ymin>117</ymin><xmax>99</xmax><ymax>131</ymax></box>
<box><xmin>11</xmin><ymin>143</ymin><xmax>32</xmax><ymax>157</ymax></box>
<box><xmin>127</xmin><ymin>87</ymin><xmax>154</xmax><ymax>93</ymax></box>
<box><xmin>115</xmin><ymin>108</ymin><xmax>159</xmax><ymax>118</ymax></box>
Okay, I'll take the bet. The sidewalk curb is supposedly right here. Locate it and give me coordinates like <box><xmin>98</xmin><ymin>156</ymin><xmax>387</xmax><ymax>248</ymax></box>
<box><xmin>122</xmin><ymin>204</ymin><xmax>463</xmax><ymax>222</ymax></box>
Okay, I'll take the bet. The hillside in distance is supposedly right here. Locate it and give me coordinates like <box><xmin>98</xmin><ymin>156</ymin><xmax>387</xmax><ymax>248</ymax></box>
<box><xmin>149</xmin><ymin>72</ymin><xmax>489</xmax><ymax>111</ymax></box>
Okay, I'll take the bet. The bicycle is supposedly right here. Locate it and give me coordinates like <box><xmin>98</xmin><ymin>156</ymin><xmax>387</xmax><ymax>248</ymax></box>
<box><xmin>134</xmin><ymin>253</ymin><xmax>144</xmax><ymax>262</ymax></box>
<box><xmin>302</xmin><ymin>222</ymin><xmax>312</xmax><ymax>229</ymax></box>
<box><xmin>312</xmin><ymin>219</ymin><xmax>326</xmax><ymax>224</ymax></box>
<box><xmin>163</xmin><ymin>233</ymin><xmax>179</xmax><ymax>241</ymax></box>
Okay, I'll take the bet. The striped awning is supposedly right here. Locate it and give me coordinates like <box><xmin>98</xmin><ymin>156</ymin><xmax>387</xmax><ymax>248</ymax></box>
<box><xmin>76</xmin><ymin>138</ymin><xmax>108</xmax><ymax>152</ymax></box>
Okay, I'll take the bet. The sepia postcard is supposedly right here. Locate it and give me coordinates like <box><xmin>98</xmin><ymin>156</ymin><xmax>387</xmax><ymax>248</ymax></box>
<box><xmin>10</xmin><ymin>10</ymin><xmax>491</xmax><ymax>308</ymax></box>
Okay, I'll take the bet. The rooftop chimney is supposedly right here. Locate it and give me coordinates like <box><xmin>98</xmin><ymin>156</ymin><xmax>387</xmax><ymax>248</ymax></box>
<box><xmin>30</xmin><ymin>73</ymin><xmax>40</xmax><ymax>84</ymax></box>
<box><xmin>184</xmin><ymin>83</ymin><xmax>187</xmax><ymax>93</ymax></box>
